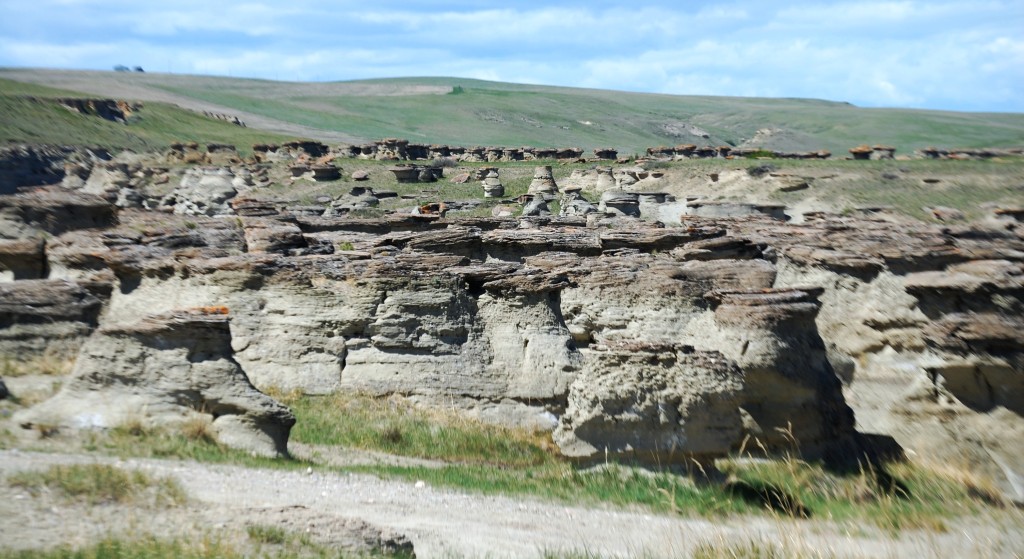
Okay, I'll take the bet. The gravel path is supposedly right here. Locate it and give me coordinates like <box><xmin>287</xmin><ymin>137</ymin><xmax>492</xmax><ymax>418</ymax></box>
<box><xmin>2</xmin><ymin>449</ymin><xmax>1020</xmax><ymax>558</ymax></box>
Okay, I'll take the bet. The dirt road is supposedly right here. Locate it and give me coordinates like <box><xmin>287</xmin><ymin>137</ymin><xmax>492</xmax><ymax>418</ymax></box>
<box><xmin>2</xmin><ymin>449</ymin><xmax>1019</xmax><ymax>558</ymax></box>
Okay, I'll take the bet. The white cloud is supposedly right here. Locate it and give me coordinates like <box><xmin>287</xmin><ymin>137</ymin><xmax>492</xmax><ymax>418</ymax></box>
<box><xmin>0</xmin><ymin>1</ymin><xmax>1021</xmax><ymax>111</ymax></box>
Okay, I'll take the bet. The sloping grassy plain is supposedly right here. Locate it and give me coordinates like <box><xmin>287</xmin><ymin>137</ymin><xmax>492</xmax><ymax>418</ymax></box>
<box><xmin>0</xmin><ymin>77</ymin><xmax>294</xmax><ymax>154</ymax></box>
<box><xmin>2</xmin><ymin>69</ymin><xmax>1023</xmax><ymax>154</ymax></box>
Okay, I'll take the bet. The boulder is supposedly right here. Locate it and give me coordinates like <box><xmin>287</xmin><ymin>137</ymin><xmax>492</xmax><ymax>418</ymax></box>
<box><xmin>310</xmin><ymin>164</ymin><xmax>341</xmax><ymax>182</ymax></box>
<box><xmin>849</xmin><ymin>145</ymin><xmax>874</xmax><ymax>160</ymax></box>
<box><xmin>559</xmin><ymin>189</ymin><xmax>598</xmax><ymax>217</ymax></box>
<box><xmin>330</xmin><ymin>186</ymin><xmax>380</xmax><ymax>213</ymax></box>
<box><xmin>521</xmin><ymin>196</ymin><xmax>551</xmax><ymax>217</ymax></box>
<box><xmin>594</xmin><ymin>167</ymin><xmax>616</xmax><ymax>192</ymax></box>
<box><xmin>14</xmin><ymin>308</ymin><xmax>295</xmax><ymax>457</ymax></box>
<box><xmin>554</xmin><ymin>344</ymin><xmax>744</xmax><ymax>465</ymax></box>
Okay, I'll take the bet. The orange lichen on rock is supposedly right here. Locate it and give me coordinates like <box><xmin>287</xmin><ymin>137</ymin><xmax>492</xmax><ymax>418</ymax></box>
<box><xmin>192</xmin><ymin>305</ymin><xmax>230</xmax><ymax>316</ymax></box>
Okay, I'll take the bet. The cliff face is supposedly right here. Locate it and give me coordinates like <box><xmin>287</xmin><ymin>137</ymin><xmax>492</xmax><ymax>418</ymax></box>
<box><xmin>1</xmin><ymin>185</ymin><xmax>1021</xmax><ymax>495</ymax></box>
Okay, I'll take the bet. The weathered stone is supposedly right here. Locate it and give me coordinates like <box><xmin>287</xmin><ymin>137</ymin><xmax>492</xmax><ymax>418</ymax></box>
<box><xmin>14</xmin><ymin>308</ymin><xmax>295</xmax><ymax>457</ymax></box>
<box><xmin>241</xmin><ymin>217</ymin><xmax>309</xmax><ymax>254</ymax></box>
<box><xmin>482</xmin><ymin>170</ymin><xmax>504</xmax><ymax>198</ymax></box>
<box><xmin>1</xmin><ymin>145</ymin><xmax>107</xmax><ymax>194</ymax></box>
<box><xmin>559</xmin><ymin>190</ymin><xmax>598</xmax><ymax>217</ymax></box>
<box><xmin>687</xmin><ymin>288</ymin><xmax>857</xmax><ymax>457</ymax></box>
<box><xmin>331</xmin><ymin>186</ymin><xmax>380</xmax><ymax>213</ymax></box>
<box><xmin>0</xmin><ymin>238</ymin><xmax>45</xmax><ymax>280</ymax></box>
<box><xmin>598</xmin><ymin>190</ymin><xmax>639</xmax><ymax>217</ymax></box>
<box><xmin>595</xmin><ymin>167</ymin><xmax>616</xmax><ymax>192</ymax></box>
<box><xmin>0</xmin><ymin>279</ymin><xmax>111</xmax><ymax>357</ymax></box>
<box><xmin>521</xmin><ymin>196</ymin><xmax>550</xmax><ymax>217</ymax></box>
<box><xmin>159</xmin><ymin>167</ymin><xmax>237</xmax><ymax>216</ymax></box>
<box><xmin>527</xmin><ymin>166</ymin><xmax>558</xmax><ymax>195</ymax></box>
<box><xmin>555</xmin><ymin>344</ymin><xmax>744</xmax><ymax>464</ymax></box>
<box><xmin>310</xmin><ymin>164</ymin><xmax>341</xmax><ymax>181</ymax></box>
<box><xmin>0</xmin><ymin>189</ymin><xmax>117</xmax><ymax>240</ymax></box>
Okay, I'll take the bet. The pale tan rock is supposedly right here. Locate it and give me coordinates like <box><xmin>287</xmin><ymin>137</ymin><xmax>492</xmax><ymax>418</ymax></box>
<box><xmin>14</xmin><ymin>308</ymin><xmax>294</xmax><ymax>457</ymax></box>
<box><xmin>555</xmin><ymin>344</ymin><xmax>744</xmax><ymax>464</ymax></box>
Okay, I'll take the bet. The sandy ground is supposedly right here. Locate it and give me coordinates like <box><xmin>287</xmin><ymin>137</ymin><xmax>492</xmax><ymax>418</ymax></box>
<box><xmin>1</xmin><ymin>448</ymin><xmax>1021</xmax><ymax>558</ymax></box>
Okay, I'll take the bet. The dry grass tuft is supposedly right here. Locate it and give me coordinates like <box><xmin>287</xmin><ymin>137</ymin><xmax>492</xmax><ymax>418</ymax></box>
<box><xmin>7</xmin><ymin>463</ymin><xmax>187</xmax><ymax>506</ymax></box>
<box><xmin>0</xmin><ymin>350</ymin><xmax>76</xmax><ymax>378</ymax></box>
<box><xmin>179</xmin><ymin>414</ymin><xmax>216</xmax><ymax>443</ymax></box>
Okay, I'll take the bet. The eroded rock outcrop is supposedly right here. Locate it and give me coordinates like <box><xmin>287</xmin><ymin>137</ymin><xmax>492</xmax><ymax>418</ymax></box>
<box><xmin>15</xmin><ymin>308</ymin><xmax>294</xmax><ymax>457</ymax></box>
<box><xmin>3</xmin><ymin>162</ymin><xmax>1021</xmax><ymax>486</ymax></box>
<box><xmin>0</xmin><ymin>279</ymin><xmax>111</xmax><ymax>358</ymax></box>
<box><xmin>555</xmin><ymin>344</ymin><xmax>744</xmax><ymax>465</ymax></box>
<box><xmin>0</xmin><ymin>188</ymin><xmax>117</xmax><ymax>239</ymax></box>
<box><xmin>159</xmin><ymin>167</ymin><xmax>238</xmax><ymax>216</ymax></box>
<box><xmin>689</xmin><ymin>288</ymin><xmax>856</xmax><ymax>456</ymax></box>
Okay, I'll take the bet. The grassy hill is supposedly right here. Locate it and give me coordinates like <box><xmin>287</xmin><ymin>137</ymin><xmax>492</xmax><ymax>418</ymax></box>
<box><xmin>0</xmin><ymin>77</ymin><xmax>295</xmax><ymax>154</ymax></box>
<box><xmin>2</xmin><ymin>68</ymin><xmax>1023</xmax><ymax>155</ymax></box>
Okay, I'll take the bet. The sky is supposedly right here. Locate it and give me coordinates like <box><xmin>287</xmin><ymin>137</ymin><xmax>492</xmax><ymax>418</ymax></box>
<box><xmin>0</xmin><ymin>1</ymin><xmax>1021</xmax><ymax>112</ymax></box>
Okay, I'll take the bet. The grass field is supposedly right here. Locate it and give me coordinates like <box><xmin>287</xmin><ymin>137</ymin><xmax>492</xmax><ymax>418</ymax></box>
<box><xmin>2</xmin><ymin>69</ymin><xmax>1022</xmax><ymax>155</ymax></box>
<box><xmin>0</xmin><ymin>77</ymin><xmax>295</xmax><ymax>154</ymax></box>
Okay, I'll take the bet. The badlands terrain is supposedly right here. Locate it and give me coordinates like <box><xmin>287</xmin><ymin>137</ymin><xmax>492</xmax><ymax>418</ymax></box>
<box><xmin>0</xmin><ymin>70</ymin><xmax>1023</xmax><ymax>558</ymax></box>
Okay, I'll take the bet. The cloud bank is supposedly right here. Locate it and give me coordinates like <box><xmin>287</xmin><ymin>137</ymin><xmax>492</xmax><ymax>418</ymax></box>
<box><xmin>1</xmin><ymin>0</ymin><xmax>1021</xmax><ymax>111</ymax></box>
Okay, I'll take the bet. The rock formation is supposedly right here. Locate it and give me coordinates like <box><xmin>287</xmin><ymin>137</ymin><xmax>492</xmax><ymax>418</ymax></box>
<box><xmin>559</xmin><ymin>189</ymin><xmax>598</xmax><ymax>217</ymax></box>
<box><xmin>555</xmin><ymin>344</ymin><xmax>745</xmax><ymax>465</ymax></box>
<box><xmin>598</xmin><ymin>190</ymin><xmax>640</xmax><ymax>217</ymax></box>
<box><xmin>159</xmin><ymin>167</ymin><xmax>238</xmax><ymax>216</ymax></box>
<box><xmin>689</xmin><ymin>288</ymin><xmax>856</xmax><ymax>455</ymax></box>
<box><xmin>2</xmin><ymin>145</ymin><xmax>1021</xmax><ymax>497</ymax></box>
<box><xmin>527</xmin><ymin>166</ymin><xmax>558</xmax><ymax>195</ymax></box>
<box><xmin>14</xmin><ymin>308</ymin><xmax>295</xmax><ymax>457</ymax></box>
<box><xmin>482</xmin><ymin>170</ymin><xmax>504</xmax><ymax>198</ymax></box>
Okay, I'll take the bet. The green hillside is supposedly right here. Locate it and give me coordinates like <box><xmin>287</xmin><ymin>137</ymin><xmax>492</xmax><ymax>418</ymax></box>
<box><xmin>0</xmin><ymin>77</ymin><xmax>294</xmax><ymax>154</ymax></box>
<box><xmin>2</xmin><ymin>69</ymin><xmax>1023</xmax><ymax>155</ymax></box>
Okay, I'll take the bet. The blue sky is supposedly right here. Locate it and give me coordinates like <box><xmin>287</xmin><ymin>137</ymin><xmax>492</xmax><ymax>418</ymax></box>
<box><xmin>1</xmin><ymin>1</ymin><xmax>1021</xmax><ymax>112</ymax></box>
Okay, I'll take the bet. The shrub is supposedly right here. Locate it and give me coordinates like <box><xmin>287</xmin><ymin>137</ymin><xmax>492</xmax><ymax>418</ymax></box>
<box><xmin>747</xmin><ymin>163</ymin><xmax>777</xmax><ymax>178</ymax></box>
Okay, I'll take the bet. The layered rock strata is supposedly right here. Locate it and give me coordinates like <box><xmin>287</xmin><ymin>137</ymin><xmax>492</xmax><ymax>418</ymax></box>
<box><xmin>2</xmin><ymin>184</ymin><xmax>1021</xmax><ymax>487</ymax></box>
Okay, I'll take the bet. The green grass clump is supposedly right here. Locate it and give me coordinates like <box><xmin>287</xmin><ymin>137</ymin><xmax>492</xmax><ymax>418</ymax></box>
<box><xmin>6</xmin><ymin>463</ymin><xmax>186</xmax><ymax>506</ymax></box>
<box><xmin>284</xmin><ymin>393</ymin><xmax>1006</xmax><ymax>529</ymax></box>
<box><xmin>0</xmin><ymin>537</ymin><xmax>237</xmax><ymax>559</ymax></box>
<box><xmin>0</xmin><ymin>533</ymin><xmax>404</xmax><ymax>559</ymax></box>
<box><xmin>245</xmin><ymin>524</ymin><xmax>293</xmax><ymax>545</ymax></box>
<box><xmin>718</xmin><ymin>457</ymin><xmax>1005</xmax><ymax>533</ymax></box>
<box><xmin>73</xmin><ymin>421</ymin><xmax>308</xmax><ymax>472</ymax></box>
<box><xmin>289</xmin><ymin>392</ymin><xmax>552</xmax><ymax>467</ymax></box>
<box><xmin>692</xmin><ymin>538</ymin><xmax>836</xmax><ymax>559</ymax></box>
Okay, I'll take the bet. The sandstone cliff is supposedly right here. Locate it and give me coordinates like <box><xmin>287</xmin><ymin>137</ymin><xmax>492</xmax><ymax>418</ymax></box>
<box><xmin>1</xmin><ymin>155</ymin><xmax>1021</xmax><ymax>499</ymax></box>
